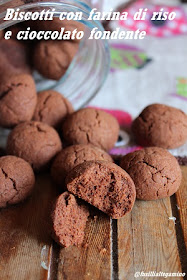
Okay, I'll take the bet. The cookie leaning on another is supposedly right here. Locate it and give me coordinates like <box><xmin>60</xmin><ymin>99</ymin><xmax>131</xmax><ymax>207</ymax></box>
<box><xmin>66</xmin><ymin>160</ymin><xmax>136</xmax><ymax>219</ymax></box>
<box><xmin>51</xmin><ymin>192</ymin><xmax>89</xmax><ymax>248</ymax></box>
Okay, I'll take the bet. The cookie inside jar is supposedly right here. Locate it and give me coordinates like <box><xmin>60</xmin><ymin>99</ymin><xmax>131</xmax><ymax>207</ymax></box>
<box><xmin>0</xmin><ymin>0</ymin><xmax>110</xmax><ymax>110</ymax></box>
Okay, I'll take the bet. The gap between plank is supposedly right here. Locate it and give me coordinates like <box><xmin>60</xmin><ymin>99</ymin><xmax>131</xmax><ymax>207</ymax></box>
<box><xmin>47</xmin><ymin>242</ymin><xmax>60</xmax><ymax>280</ymax></box>
<box><xmin>111</xmin><ymin>218</ymin><xmax>119</xmax><ymax>280</ymax></box>
<box><xmin>170</xmin><ymin>195</ymin><xmax>187</xmax><ymax>275</ymax></box>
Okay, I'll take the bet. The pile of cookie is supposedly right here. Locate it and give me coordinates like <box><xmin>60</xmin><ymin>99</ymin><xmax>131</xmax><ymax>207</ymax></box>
<box><xmin>0</xmin><ymin>19</ymin><xmax>83</xmax><ymax>81</ymax></box>
<box><xmin>0</xmin><ymin>65</ymin><xmax>186</xmax><ymax>248</ymax></box>
<box><xmin>0</xmin><ymin>22</ymin><xmax>187</xmax><ymax>248</ymax></box>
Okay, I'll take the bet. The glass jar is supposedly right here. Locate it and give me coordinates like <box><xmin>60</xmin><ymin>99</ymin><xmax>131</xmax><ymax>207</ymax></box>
<box><xmin>0</xmin><ymin>0</ymin><xmax>110</xmax><ymax>110</ymax></box>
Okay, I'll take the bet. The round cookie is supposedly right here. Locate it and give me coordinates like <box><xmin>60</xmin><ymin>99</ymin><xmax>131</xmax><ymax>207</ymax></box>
<box><xmin>120</xmin><ymin>147</ymin><xmax>182</xmax><ymax>200</ymax></box>
<box><xmin>33</xmin><ymin>90</ymin><xmax>74</xmax><ymax>129</ymax></box>
<box><xmin>33</xmin><ymin>40</ymin><xmax>79</xmax><ymax>80</ymax></box>
<box><xmin>62</xmin><ymin>108</ymin><xmax>120</xmax><ymax>151</ymax></box>
<box><xmin>66</xmin><ymin>160</ymin><xmax>136</xmax><ymax>219</ymax></box>
<box><xmin>0</xmin><ymin>74</ymin><xmax>37</xmax><ymax>128</ymax></box>
<box><xmin>0</xmin><ymin>156</ymin><xmax>35</xmax><ymax>208</ymax></box>
<box><xmin>6</xmin><ymin>121</ymin><xmax>62</xmax><ymax>171</ymax></box>
<box><xmin>51</xmin><ymin>192</ymin><xmax>89</xmax><ymax>247</ymax></box>
<box><xmin>51</xmin><ymin>144</ymin><xmax>113</xmax><ymax>187</ymax></box>
<box><xmin>132</xmin><ymin>104</ymin><xmax>187</xmax><ymax>149</ymax></box>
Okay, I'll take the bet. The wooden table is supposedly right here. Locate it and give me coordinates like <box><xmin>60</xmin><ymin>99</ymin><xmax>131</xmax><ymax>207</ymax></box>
<box><xmin>0</xmin><ymin>167</ymin><xmax>186</xmax><ymax>280</ymax></box>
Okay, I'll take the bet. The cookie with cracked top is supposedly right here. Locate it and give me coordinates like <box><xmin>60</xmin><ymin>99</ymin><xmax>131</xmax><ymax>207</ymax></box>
<box><xmin>120</xmin><ymin>147</ymin><xmax>182</xmax><ymax>200</ymax></box>
<box><xmin>0</xmin><ymin>74</ymin><xmax>37</xmax><ymax>128</ymax></box>
<box><xmin>66</xmin><ymin>160</ymin><xmax>136</xmax><ymax>219</ymax></box>
<box><xmin>6</xmin><ymin>121</ymin><xmax>62</xmax><ymax>171</ymax></box>
<box><xmin>0</xmin><ymin>156</ymin><xmax>35</xmax><ymax>208</ymax></box>
<box><xmin>62</xmin><ymin>108</ymin><xmax>120</xmax><ymax>151</ymax></box>
<box><xmin>51</xmin><ymin>191</ymin><xmax>89</xmax><ymax>247</ymax></box>
<box><xmin>33</xmin><ymin>40</ymin><xmax>79</xmax><ymax>80</ymax></box>
<box><xmin>51</xmin><ymin>144</ymin><xmax>113</xmax><ymax>188</ymax></box>
<box><xmin>132</xmin><ymin>104</ymin><xmax>187</xmax><ymax>149</ymax></box>
<box><xmin>33</xmin><ymin>90</ymin><xmax>74</xmax><ymax>129</ymax></box>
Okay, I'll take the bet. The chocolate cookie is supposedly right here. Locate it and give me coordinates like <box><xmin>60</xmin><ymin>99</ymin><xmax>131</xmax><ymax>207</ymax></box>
<box><xmin>0</xmin><ymin>74</ymin><xmax>37</xmax><ymax>128</ymax></box>
<box><xmin>33</xmin><ymin>90</ymin><xmax>74</xmax><ymax>129</ymax></box>
<box><xmin>0</xmin><ymin>39</ymin><xmax>31</xmax><ymax>80</ymax></box>
<box><xmin>51</xmin><ymin>192</ymin><xmax>89</xmax><ymax>247</ymax></box>
<box><xmin>120</xmin><ymin>147</ymin><xmax>182</xmax><ymax>200</ymax></box>
<box><xmin>51</xmin><ymin>144</ymin><xmax>113</xmax><ymax>187</ymax></box>
<box><xmin>62</xmin><ymin>108</ymin><xmax>120</xmax><ymax>151</ymax></box>
<box><xmin>132</xmin><ymin>104</ymin><xmax>187</xmax><ymax>149</ymax></box>
<box><xmin>7</xmin><ymin>121</ymin><xmax>62</xmax><ymax>171</ymax></box>
<box><xmin>0</xmin><ymin>156</ymin><xmax>35</xmax><ymax>208</ymax></box>
<box><xmin>33</xmin><ymin>40</ymin><xmax>79</xmax><ymax>80</ymax></box>
<box><xmin>66</xmin><ymin>161</ymin><xmax>136</xmax><ymax>219</ymax></box>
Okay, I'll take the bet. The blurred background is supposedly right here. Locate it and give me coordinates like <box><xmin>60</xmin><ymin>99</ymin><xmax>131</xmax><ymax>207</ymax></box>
<box><xmin>91</xmin><ymin>0</ymin><xmax>187</xmax><ymax>116</ymax></box>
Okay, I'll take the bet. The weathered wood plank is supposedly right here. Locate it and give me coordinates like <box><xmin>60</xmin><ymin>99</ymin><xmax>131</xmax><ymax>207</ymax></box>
<box><xmin>0</xmin><ymin>168</ymin><xmax>186</xmax><ymax>280</ymax></box>
<box><xmin>175</xmin><ymin>166</ymin><xmax>187</xmax><ymax>248</ymax></box>
<box><xmin>0</xmin><ymin>174</ymin><xmax>56</xmax><ymax>280</ymax></box>
<box><xmin>118</xmin><ymin>197</ymin><xmax>182</xmax><ymax>280</ymax></box>
<box><xmin>57</xmin><ymin>211</ymin><xmax>111</xmax><ymax>280</ymax></box>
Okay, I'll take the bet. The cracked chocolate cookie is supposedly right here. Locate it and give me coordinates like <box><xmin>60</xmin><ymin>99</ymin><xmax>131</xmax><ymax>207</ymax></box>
<box><xmin>33</xmin><ymin>40</ymin><xmax>79</xmax><ymax>80</ymax></box>
<box><xmin>62</xmin><ymin>108</ymin><xmax>120</xmax><ymax>151</ymax></box>
<box><xmin>7</xmin><ymin>121</ymin><xmax>62</xmax><ymax>171</ymax></box>
<box><xmin>51</xmin><ymin>192</ymin><xmax>89</xmax><ymax>247</ymax></box>
<box><xmin>120</xmin><ymin>147</ymin><xmax>182</xmax><ymax>200</ymax></box>
<box><xmin>33</xmin><ymin>90</ymin><xmax>74</xmax><ymax>129</ymax></box>
<box><xmin>66</xmin><ymin>160</ymin><xmax>136</xmax><ymax>219</ymax></box>
<box><xmin>0</xmin><ymin>156</ymin><xmax>35</xmax><ymax>208</ymax></box>
<box><xmin>132</xmin><ymin>104</ymin><xmax>187</xmax><ymax>149</ymax></box>
<box><xmin>0</xmin><ymin>74</ymin><xmax>37</xmax><ymax>128</ymax></box>
<box><xmin>51</xmin><ymin>144</ymin><xmax>113</xmax><ymax>187</ymax></box>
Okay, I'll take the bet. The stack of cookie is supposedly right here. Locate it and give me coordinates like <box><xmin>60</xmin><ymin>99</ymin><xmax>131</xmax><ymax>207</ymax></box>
<box><xmin>1</xmin><ymin>19</ymin><xmax>84</xmax><ymax>81</ymax></box>
<box><xmin>0</xmin><ymin>22</ymin><xmax>187</xmax><ymax>249</ymax></box>
<box><xmin>0</xmin><ymin>76</ymin><xmax>186</xmax><ymax>248</ymax></box>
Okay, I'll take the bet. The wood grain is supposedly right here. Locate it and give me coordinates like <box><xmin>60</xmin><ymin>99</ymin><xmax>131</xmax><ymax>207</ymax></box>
<box><xmin>0</xmin><ymin>174</ymin><xmax>57</xmax><ymax>280</ymax></box>
<box><xmin>0</xmin><ymin>168</ymin><xmax>186</xmax><ymax>280</ymax></box>
<box><xmin>175</xmin><ymin>166</ymin><xmax>187</xmax><ymax>248</ymax></box>
<box><xmin>118</xmin><ymin>197</ymin><xmax>183</xmax><ymax>280</ymax></box>
<box><xmin>57</xmin><ymin>211</ymin><xmax>111</xmax><ymax>280</ymax></box>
